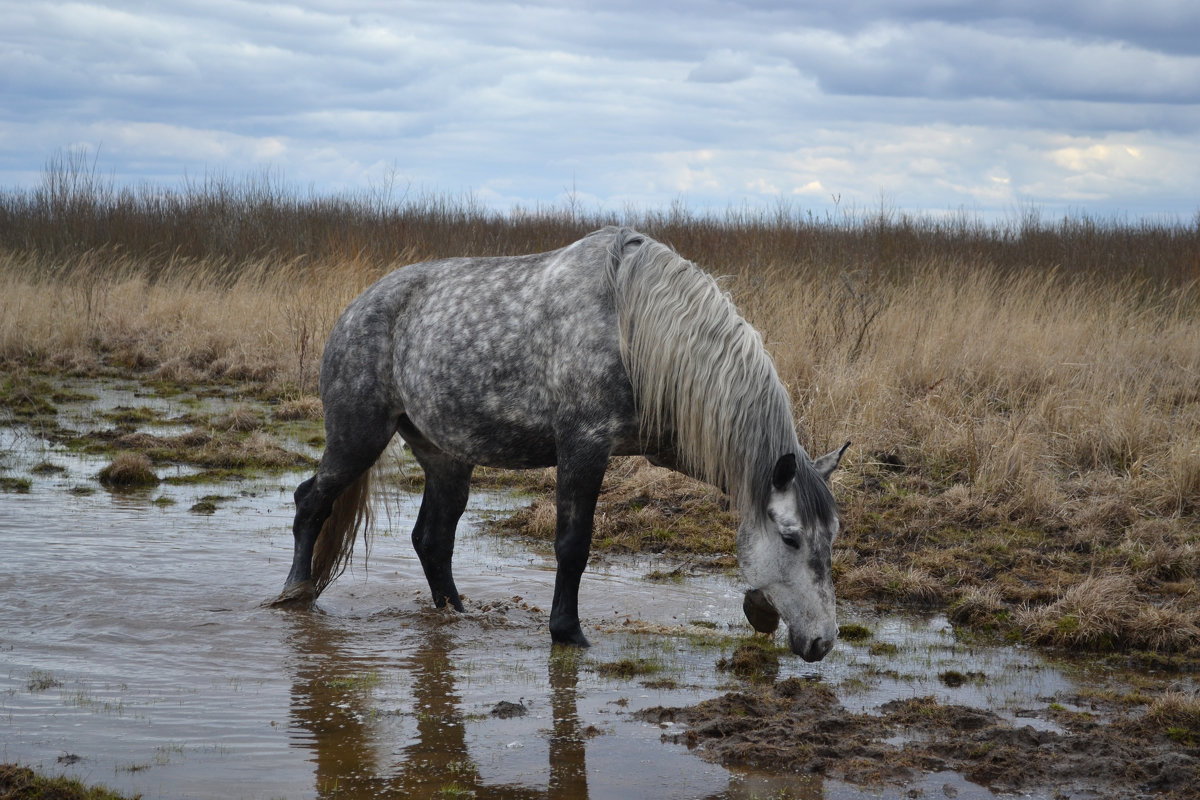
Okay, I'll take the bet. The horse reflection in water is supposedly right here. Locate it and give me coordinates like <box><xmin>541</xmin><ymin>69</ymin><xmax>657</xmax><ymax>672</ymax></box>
<box><xmin>283</xmin><ymin>614</ymin><xmax>824</xmax><ymax>800</ymax></box>
<box><xmin>285</xmin><ymin>613</ymin><xmax>589</xmax><ymax>798</ymax></box>
<box><xmin>277</xmin><ymin>227</ymin><xmax>847</xmax><ymax>660</ymax></box>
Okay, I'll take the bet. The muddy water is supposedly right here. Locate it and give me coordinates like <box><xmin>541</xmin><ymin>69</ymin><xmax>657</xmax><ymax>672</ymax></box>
<box><xmin>2</xmin><ymin>381</ymin><xmax>1082</xmax><ymax>799</ymax></box>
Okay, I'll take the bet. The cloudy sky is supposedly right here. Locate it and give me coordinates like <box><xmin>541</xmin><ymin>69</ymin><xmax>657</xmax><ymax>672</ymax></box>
<box><xmin>3</xmin><ymin>1</ymin><xmax>1199</xmax><ymax>219</ymax></box>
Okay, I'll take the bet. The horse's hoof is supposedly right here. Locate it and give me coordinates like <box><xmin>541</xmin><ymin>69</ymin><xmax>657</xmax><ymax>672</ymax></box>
<box><xmin>550</xmin><ymin>626</ymin><xmax>591</xmax><ymax>648</ymax></box>
<box><xmin>267</xmin><ymin>581</ymin><xmax>316</xmax><ymax>609</ymax></box>
<box><xmin>433</xmin><ymin>592</ymin><xmax>465</xmax><ymax>613</ymax></box>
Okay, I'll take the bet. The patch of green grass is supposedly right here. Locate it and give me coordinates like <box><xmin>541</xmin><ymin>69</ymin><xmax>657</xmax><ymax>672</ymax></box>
<box><xmin>0</xmin><ymin>376</ymin><xmax>58</xmax><ymax>419</ymax></box>
<box><xmin>839</xmin><ymin>676</ymin><xmax>872</xmax><ymax>694</ymax></box>
<box><xmin>0</xmin><ymin>475</ymin><xmax>32</xmax><ymax>493</ymax></box>
<box><xmin>838</xmin><ymin>622</ymin><xmax>873</xmax><ymax>642</ymax></box>
<box><xmin>67</xmin><ymin>425</ymin><xmax>316</xmax><ymax>480</ymax></box>
<box><xmin>140</xmin><ymin>379</ymin><xmax>186</xmax><ymax>398</ymax></box>
<box><xmin>188</xmin><ymin>494</ymin><xmax>233</xmax><ymax>514</ymax></box>
<box><xmin>162</xmin><ymin>467</ymin><xmax>260</xmax><ymax>485</ymax></box>
<box><xmin>550</xmin><ymin>643</ymin><xmax>585</xmax><ymax>671</ymax></box>
<box><xmin>1166</xmin><ymin>726</ymin><xmax>1196</xmax><ymax>746</ymax></box>
<box><xmin>152</xmin><ymin>743</ymin><xmax>185</xmax><ymax>766</ymax></box>
<box><xmin>644</xmin><ymin>568</ymin><xmax>685</xmax><ymax>583</ymax></box>
<box><xmin>115</xmin><ymin>763</ymin><xmax>150</xmax><ymax>774</ymax></box>
<box><xmin>0</xmin><ymin>764</ymin><xmax>140</xmax><ymax>800</ymax></box>
<box><xmin>66</xmin><ymin>690</ymin><xmax>126</xmax><ymax>716</ymax></box>
<box><xmin>50</xmin><ymin>388</ymin><xmax>99</xmax><ymax>404</ymax></box>
<box><xmin>189</xmin><ymin>497</ymin><xmax>219</xmax><ymax>514</ymax></box>
<box><xmin>593</xmin><ymin>657</ymin><xmax>664</xmax><ymax>680</ymax></box>
<box><xmin>868</xmin><ymin>641</ymin><xmax>900</xmax><ymax>657</ymax></box>
<box><xmin>716</xmin><ymin>637</ymin><xmax>787</xmax><ymax>682</ymax></box>
<box><xmin>30</xmin><ymin>461</ymin><xmax>66</xmax><ymax>475</ymax></box>
<box><xmin>98</xmin><ymin>406</ymin><xmax>164</xmax><ymax>426</ymax></box>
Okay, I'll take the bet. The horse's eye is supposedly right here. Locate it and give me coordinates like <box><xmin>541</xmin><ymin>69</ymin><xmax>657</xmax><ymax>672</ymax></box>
<box><xmin>780</xmin><ymin>532</ymin><xmax>801</xmax><ymax>550</ymax></box>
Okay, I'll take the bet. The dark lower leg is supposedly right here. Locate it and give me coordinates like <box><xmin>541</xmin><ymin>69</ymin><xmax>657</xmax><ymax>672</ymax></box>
<box><xmin>278</xmin><ymin>406</ymin><xmax>396</xmax><ymax>605</ymax></box>
<box><xmin>277</xmin><ymin>469</ymin><xmax>358</xmax><ymax>605</ymax></box>
<box><xmin>410</xmin><ymin>453</ymin><xmax>473</xmax><ymax>611</ymax></box>
<box><xmin>549</xmin><ymin>447</ymin><xmax>609</xmax><ymax>647</ymax></box>
<box><xmin>283</xmin><ymin>475</ymin><xmax>322</xmax><ymax>590</ymax></box>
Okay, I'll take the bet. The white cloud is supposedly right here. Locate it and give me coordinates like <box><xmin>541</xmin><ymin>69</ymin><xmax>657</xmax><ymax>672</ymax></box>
<box><xmin>0</xmin><ymin>0</ymin><xmax>1197</xmax><ymax>219</ymax></box>
<box><xmin>688</xmin><ymin>50</ymin><xmax>755</xmax><ymax>83</ymax></box>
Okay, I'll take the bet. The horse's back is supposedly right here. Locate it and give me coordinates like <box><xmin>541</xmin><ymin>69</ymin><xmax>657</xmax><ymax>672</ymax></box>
<box><xmin>321</xmin><ymin>230</ymin><xmax>638</xmax><ymax>467</ymax></box>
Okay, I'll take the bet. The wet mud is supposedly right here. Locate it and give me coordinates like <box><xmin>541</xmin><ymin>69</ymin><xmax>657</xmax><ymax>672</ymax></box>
<box><xmin>1</xmin><ymin>378</ymin><xmax>1197</xmax><ymax>800</ymax></box>
<box><xmin>641</xmin><ymin>677</ymin><xmax>1199</xmax><ymax>799</ymax></box>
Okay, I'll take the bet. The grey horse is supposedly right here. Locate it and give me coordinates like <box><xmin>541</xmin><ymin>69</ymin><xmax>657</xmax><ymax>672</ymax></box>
<box><xmin>275</xmin><ymin>227</ymin><xmax>847</xmax><ymax>661</ymax></box>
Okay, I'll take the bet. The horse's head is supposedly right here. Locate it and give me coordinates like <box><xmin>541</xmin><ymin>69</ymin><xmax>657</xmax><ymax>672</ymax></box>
<box><xmin>737</xmin><ymin>444</ymin><xmax>848</xmax><ymax>662</ymax></box>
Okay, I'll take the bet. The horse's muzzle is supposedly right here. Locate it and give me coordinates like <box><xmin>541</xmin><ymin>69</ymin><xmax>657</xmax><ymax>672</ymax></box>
<box><xmin>790</xmin><ymin>632</ymin><xmax>834</xmax><ymax>662</ymax></box>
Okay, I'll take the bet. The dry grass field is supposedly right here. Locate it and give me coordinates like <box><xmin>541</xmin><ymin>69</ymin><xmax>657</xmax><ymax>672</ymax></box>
<box><xmin>3</xmin><ymin>160</ymin><xmax>1198</xmax><ymax>658</ymax></box>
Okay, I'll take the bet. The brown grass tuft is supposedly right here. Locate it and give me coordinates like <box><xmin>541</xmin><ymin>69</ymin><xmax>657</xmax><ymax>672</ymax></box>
<box><xmin>214</xmin><ymin>404</ymin><xmax>262</xmax><ymax>432</ymax></box>
<box><xmin>1014</xmin><ymin>573</ymin><xmax>1200</xmax><ymax>653</ymax></box>
<box><xmin>947</xmin><ymin>586</ymin><xmax>1009</xmax><ymax>629</ymax></box>
<box><xmin>1145</xmin><ymin>691</ymin><xmax>1200</xmax><ymax>732</ymax></box>
<box><xmin>841</xmin><ymin>562</ymin><xmax>945</xmax><ymax>605</ymax></box>
<box><xmin>98</xmin><ymin>452</ymin><xmax>158</xmax><ymax>488</ymax></box>
<box><xmin>275</xmin><ymin>396</ymin><xmax>323</xmax><ymax>421</ymax></box>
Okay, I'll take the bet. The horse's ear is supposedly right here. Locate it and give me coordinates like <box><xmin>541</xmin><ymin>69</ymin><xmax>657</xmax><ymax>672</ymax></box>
<box><xmin>813</xmin><ymin>441</ymin><xmax>851</xmax><ymax>482</ymax></box>
<box><xmin>771</xmin><ymin>453</ymin><xmax>798</xmax><ymax>490</ymax></box>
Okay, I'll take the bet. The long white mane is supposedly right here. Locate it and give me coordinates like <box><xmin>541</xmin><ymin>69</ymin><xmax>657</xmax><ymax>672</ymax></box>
<box><xmin>604</xmin><ymin>228</ymin><xmax>802</xmax><ymax>515</ymax></box>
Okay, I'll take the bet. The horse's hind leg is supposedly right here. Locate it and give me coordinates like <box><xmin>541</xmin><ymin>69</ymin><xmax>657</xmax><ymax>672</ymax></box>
<box><xmin>278</xmin><ymin>405</ymin><xmax>396</xmax><ymax>604</ymax></box>
<box><xmin>408</xmin><ymin>444</ymin><xmax>474</xmax><ymax>611</ymax></box>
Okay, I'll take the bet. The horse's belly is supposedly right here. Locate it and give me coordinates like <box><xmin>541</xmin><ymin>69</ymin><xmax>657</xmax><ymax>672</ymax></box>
<box><xmin>446</xmin><ymin>416</ymin><xmax>558</xmax><ymax>467</ymax></box>
<box><xmin>403</xmin><ymin>399</ymin><xmax>560</xmax><ymax>468</ymax></box>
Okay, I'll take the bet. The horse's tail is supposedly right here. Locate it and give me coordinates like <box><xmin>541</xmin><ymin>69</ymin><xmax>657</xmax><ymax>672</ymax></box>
<box><xmin>309</xmin><ymin>468</ymin><xmax>374</xmax><ymax>598</ymax></box>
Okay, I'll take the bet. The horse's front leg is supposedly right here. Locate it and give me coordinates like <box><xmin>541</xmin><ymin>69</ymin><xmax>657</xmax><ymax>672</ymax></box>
<box><xmin>549</xmin><ymin>442</ymin><xmax>610</xmax><ymax>647</ymax></box>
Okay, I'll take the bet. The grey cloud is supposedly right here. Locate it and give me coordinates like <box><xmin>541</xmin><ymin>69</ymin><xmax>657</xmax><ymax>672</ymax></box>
<box><xmin>2</xmin><ymin>0</ymin><xmax>1199</xmax><ymax>219</ymax></box>
<box><xmin>775</xmin><ymin>20</ymin><xmax>1200</xmax><ymax>104</ymax></box>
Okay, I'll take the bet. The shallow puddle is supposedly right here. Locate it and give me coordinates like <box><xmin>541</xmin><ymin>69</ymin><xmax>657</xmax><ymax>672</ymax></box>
<box><xmin>0</xmin><ymin>380</ymin><xmax>1101</xmax><ymax>799</ymax></box>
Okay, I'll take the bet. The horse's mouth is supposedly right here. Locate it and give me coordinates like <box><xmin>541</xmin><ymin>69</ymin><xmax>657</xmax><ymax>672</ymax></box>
<box><xmin>742</xmin><ymin>588</ymin><xmax>780</xmax><ymax>634</ymax></box>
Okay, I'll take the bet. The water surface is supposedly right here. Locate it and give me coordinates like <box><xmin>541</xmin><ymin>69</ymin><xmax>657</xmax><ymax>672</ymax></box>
<box><xmin>1</xmin><ymin>380</ymin><xmax>1085</xmax><ymax>799</ymax></box>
